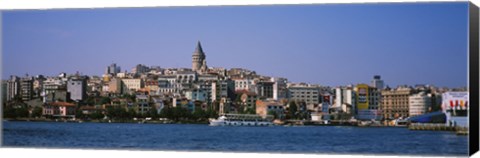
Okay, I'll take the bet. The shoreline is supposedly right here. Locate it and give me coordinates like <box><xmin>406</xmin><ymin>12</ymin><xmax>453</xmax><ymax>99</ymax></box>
<box><xmin>2</xmin><ymin>118</ymin><xmax>209</xmax><ymax>125</ymax></box>
<box><xmin>2</xmin><ymin>118</ymin><xmax>392</xmax><ymax>128</ymax></box>
<box><xmin>3</xmin><ymin>118</ymin><xmax>467</xmax><ymax>133</ymax></box>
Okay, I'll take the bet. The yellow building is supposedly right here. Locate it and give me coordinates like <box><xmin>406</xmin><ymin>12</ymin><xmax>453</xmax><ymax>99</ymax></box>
<box><xmin>354</xmin><ymin>84</ymin><xmax>381</xmax><ymax>120</ymax></box>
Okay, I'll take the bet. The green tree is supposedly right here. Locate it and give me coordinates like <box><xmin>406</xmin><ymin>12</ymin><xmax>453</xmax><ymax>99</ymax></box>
<box><xmin>15</xmin><ymin>107</ymin><xmax>29</xmax><ymax>118</ymax></box>
<box><xmin>90</xmin><ymin>111</ymin><xmax>105</xmax><ymax>120</ymax></box>
<box><xmin>100</xmin><ymin>97</ymin><xmax>111</xmax><ymax>105</ymax></box>
<box><xmin>146</xmin><ymin>106</ymin><xmax>158</xmax><ymax>119</ymax></box>
<box><xmin>288</xmin><ymin>101</ymin><xmax>298</xmax><ymax>119</ymax></box>
<box><xmin>76</xmin><ymin>109</ymin><xmax>86</xmax><ymax>119</ymax></box>
<box><xmin>3</xmin><ymin>106</ymin><xmax>16</xmax><ymax>118</ymax></box>
<box><xmin>31</xmin><ymin>106</ymin><xmax>43</xmax><ymax>118</ymax></box>
<box><xmin>268</xmin><ymin>110</ymin><xmax>279</xmax><ymax>120</ymax></box>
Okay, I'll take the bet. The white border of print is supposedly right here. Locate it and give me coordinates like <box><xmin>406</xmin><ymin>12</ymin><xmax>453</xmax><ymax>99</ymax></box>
<box><xmin>0</xmin><ymin>1</ymin><xmax>478</xmax><ymax>158</ymax></box>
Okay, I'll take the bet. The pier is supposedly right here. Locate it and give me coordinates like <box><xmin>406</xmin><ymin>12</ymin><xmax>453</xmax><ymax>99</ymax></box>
<box><xmin>408</xmin><ymin>123</ymin><xmax>469</xmax><ymax>135</ymax></box>
<box><xmin>408</xmin><ymin>123</ymin><xmax>455</xmax><ymax>131</ymax></box>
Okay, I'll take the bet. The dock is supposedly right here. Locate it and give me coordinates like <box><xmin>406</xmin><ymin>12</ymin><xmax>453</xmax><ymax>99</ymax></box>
<box><xmin>408</xmin><ymin>123</ymin><xmax>455</xmax><ymax>131</ymax></box>
<box><xmin>408</xmin><ymin>123</ymin><xmax>468</xmax><ymax>135</ymax></box>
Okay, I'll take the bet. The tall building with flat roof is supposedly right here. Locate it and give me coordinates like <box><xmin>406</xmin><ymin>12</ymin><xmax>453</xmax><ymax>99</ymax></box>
<box><xmin>355</xmin><ymin>84</ymin><xmax>381</xmax><ymax>120</ymax></box>
<box><xmin>20</xmin><ymin>76</ymin><xmax>34</xmax><ymax>101</ymax></box>
<box><xmin>381</xmin><ymin>86</ymin><xmax>414</xmax><ymax>119</ymax></box>
<box><xmin>409</xmin><ymin>92</ymin><xmax>432</xmax><ymax>117</ymax></box>
<box><xmin>6</xmin><ymin>75</ymin><xmax>20</xmax><ymax>102</ymax></box>
<box><xmin>106</xmin><ymin>63</ymin><xmax>121</xmax><ymax>76</ymax></box>
<box><xmin>67</xmin><ymin>77</ymin><xmax>87</xmax><ymax>101</ymax></box>
<box><xmin>287</xmin><ymin>83</ymin><xmax>321</xmax><ymax>105</ymax></box>
<box><xmin>371</xmin><ymin>75</ymin><xmax>384</xmax><ymax>90</ymax></box>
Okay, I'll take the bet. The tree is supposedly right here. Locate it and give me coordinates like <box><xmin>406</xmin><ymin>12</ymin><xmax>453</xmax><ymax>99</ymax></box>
<box><xmin>288</xmin><ymin>101</ymin><xmax>298</xmax><ymax>119</ymax></box>
<box><xmin>15</xmin><ymin>107</ymin><xmax>29</xmax><ymax>118</ymax></box>
<box><xmin>99</xmin><ymin>97</ymin><xmax>111</xmax><ymax>105</ymax></box>
<box><xmin>90</xmin><ymin>111</ymin><xmax>105</xmax><ymax>120</ymax></box>
<box><xmin>146</xmin><ymin>106</ymin><xmax>158</xmax><ymax>119</ymax></box>
<box><xmin>76</xmin><ymin>109</ymin><xmax>86</xmax><ymax>119</ymax></box>
<box><xmin>31</xmin><ymin>107</ymin><xmax>43</xmax><ymax>118</ymax></box>
<box><xmin>3</xmin><ymin>106</ymin><xmax>16</xmax><ymax>118</ymax></box>
<box><xmin>268</xmin><ymin>110</ymin><xmax>279</xmax><ymax>120</ymax></box>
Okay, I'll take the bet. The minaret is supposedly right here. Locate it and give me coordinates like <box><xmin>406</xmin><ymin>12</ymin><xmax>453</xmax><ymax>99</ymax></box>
<box><xmin>192</xmin><ymin>41</ymin><xmax>206</xmax><ymax>72</ymax></box>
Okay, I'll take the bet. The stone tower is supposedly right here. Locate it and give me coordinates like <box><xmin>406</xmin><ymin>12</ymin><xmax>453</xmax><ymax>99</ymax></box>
<box><xmin>192</xmin><ymin>41</ymin><xmax>207</xmax><ymax>72</ymax></box>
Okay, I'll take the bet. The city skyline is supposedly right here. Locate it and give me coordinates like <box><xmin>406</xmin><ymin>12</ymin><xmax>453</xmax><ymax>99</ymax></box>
<box><xmin>3</xmin><ymin>2</ymin><xmax>469</xmax><ymax>88</ymax></box>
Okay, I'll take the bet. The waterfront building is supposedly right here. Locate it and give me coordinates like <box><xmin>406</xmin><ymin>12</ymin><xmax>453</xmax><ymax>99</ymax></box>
<box><xmin>42</xmin><ymin>101</ymin><xmax>76</xmax><ymax>118</ymax></box>
<box><xmin>441</xmin><ymin>91</ymin><xmax>468</xmax><ymax>127</ymax></box>
<box><xmin>6</xmin><ymin>75</ymin><xmax>20</xmax><ymax>102</ymax></box>
<box><xmin>235</xmin><ymin>90</ymin><xmax>259</xmax><ymax>112</ymax></box>
<box><xmin>381</xmin><ymin>86</ymin><xmax>413</xmax><ymax>119</ymax></box>
<box><xmin>42</xmin><ymin>79</ymin><xmax>68</xmax><ymax>103</ymax></box>
<box><xmin>255</xmin><ymin>81</ymin><xmax>274</xmax><ymax>99</ymax></box>
<box><xmin>20</xmin><ymin>76</ymin><xmax>34</xmax><ymax>101</ymax></box>
<box><xmin>371</xmin><ymin>75</ymin><xmax>384</xmax><ymax>90</ymax></box>
<box><xmin>121</xmin><ymin>78</ymin><xmax>144</xmax><ymax>94</ymax></box>
<box><xmin>256</xmin><ymin>99</ymin><xmax>285</xmax><ymax>119</ymax></box>
<box><xmin>200</xmin><ymin>79</ymin><xmax>235</xmax><ymax>105</ymax></box>
<box><xmin>136</xmin><ymin>94</ymin><xmax>150</xmax><ymax>115</ymax></box>
<box><xmin>408</xmin><ymin>92</ymin><xmax>432</xmax><ymax>117</ymax></box>
<box><xmin>192</xmin><ymin>41</ymin><xmax>208</xmax><ymax>73</ymax></box>
<box><xmin>287</xmin><ymin>83</ymin><xmax>321</xmax><ymax>105</ymax></box>
<box><xmin>271</xmin><ymin>77</ymin><xmax>288</xmax><ymax>100</ymax></box>
<box><xmin>354</xmin><ymin>84</ymin><xmax>382</xmax><ymax>120</ymax></box>
<box><xmin>67</xmin><ymin>77</ymin><xmax>87</xmax><ymax>101</ymax></box>
<box><xmin>334</xmin><ymin>86</ymin><xmax>356</xmax><ymax>114</ymax></box>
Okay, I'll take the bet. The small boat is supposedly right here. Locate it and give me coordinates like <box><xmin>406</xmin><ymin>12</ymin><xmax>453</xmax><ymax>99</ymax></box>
<box><xmin>395</xmin><ymin>119</ymin><xmax>408</xmax><ymax>127</ymax></box>
<box><xmin>209</xmin><ymin>114</ymin><xmax>274</xmax><ymax>126</ymax></box>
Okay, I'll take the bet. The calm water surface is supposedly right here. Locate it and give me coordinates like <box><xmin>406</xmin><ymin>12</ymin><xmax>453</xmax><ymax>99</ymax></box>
<box><xmin>2</xmin><ymin>121</ymin><xmax>468</xmax><ymax>156</ymax></box>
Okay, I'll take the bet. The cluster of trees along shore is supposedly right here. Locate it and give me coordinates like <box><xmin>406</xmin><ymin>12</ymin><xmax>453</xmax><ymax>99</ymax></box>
<box><xmin>3</xmin><ymin>93</ymin><xmax>341</xmax><ymax>122</ymax></box>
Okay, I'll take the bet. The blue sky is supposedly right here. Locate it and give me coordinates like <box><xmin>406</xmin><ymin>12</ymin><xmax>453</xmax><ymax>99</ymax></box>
<box><xmin>2</xmin><ymin>2</ymin><xmax>469</xmax><ymax>88</ymax></box>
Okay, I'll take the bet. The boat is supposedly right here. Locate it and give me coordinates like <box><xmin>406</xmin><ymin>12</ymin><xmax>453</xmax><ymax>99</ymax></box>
<box><xmin>394</xmin><ymin>118</ymin><xmax>409</xmax><ymax>127</ymax></box>
<box><xmin>209</xmin><ymin>114</ymin><xmax>274</xmax><ymax>126</ymax></box>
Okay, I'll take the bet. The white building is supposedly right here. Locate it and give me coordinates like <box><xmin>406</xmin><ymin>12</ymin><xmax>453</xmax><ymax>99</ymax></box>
<box><xmin>121</xmin><ymin>78</ymin><xmax>144</xmax><ymax>94</ymax></box>
<box><xmin>271</xmin><ymin>77</ymin><xmax>288</xmax><ymax>100</ymax></box>
<box><xmin>67</xmin><ymin>77</ymin><xmax>87</xmax><ymax>101</ymax></box>
<box><xmin>287</xmin><ymin>83</ymin><xmax>321</xmax><ymax>105</ymax></box>
<box><xmin>334</xmin><ymin>86</ymin><xmax>356</xmax><ymax>114</ymax></box>
<box><xmin>158</xmin><ymin>75</ymin><xmax>179</xmax><ymax>95</ymax></box>
<box><xmin>408</xmin><ymin>92</ymin><xmax>432</xmax><ymax>117</ymax></box>
<box><xmin>234</xmin><ymin>78</ymin><xmax>256</xmax><ymax>93</ymax></box>
<box><xmin>442</xmin><ymin>91</ymin><xmax>469</xmax><ymax>127</ymax></box>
